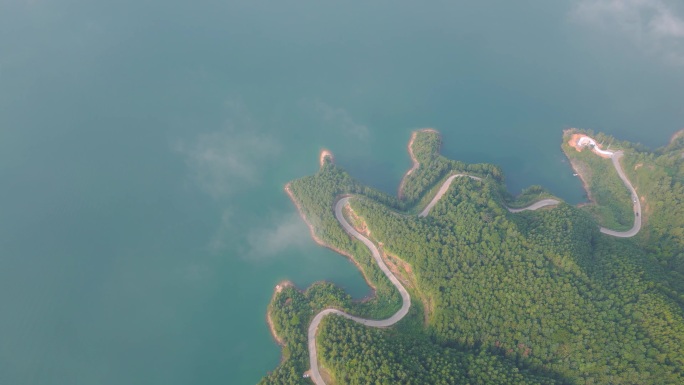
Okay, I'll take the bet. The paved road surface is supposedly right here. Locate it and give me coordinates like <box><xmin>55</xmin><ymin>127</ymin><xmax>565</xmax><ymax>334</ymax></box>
<box><xmin>418</xmin><ymin>174</ymin><xmax>560</xmax><ymax>217</ymax></box>
<box><xmin>305</xmin><ymin>138</ymin><xmax>641</xmax><ymax>384</ymax></box>
<box><xmin>598</xmin><ymin>151</ymin><xmax>642</xmax><ymax>237</ymax></box>
<box><xmin>418</xmin><ymin>174</ymin><xmax>482</xmax><ymax>217</ymax></box>
<box><xmin>574</xmin><ymin>136</ymin><xmax>641</xmax><ymax>236</ymax></box>
<box><xmin>308</xmin><ymin>184</ymin><xmax>562</xmax><ymax>384</ymax></box>
<box><xmin>507</xmin><ymin>199</ymin><xmax>561</xmax><ymax>213</ymax></box>
<box><xmin>308</xmin><ymin>198</ymin><xmax>411</xmax><ymax>385</ymax></box>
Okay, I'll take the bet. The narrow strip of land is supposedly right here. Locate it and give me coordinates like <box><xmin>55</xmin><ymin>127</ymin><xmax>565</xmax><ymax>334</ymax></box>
<box><xmin>308</xmin><ymin>197</ymin><xmax>411</xmax><ymax>385</ymax></box>
<box><xmin>398</xmin><ymin>128</ymin><xmax>438</xmax><ymax>200</ymax></box>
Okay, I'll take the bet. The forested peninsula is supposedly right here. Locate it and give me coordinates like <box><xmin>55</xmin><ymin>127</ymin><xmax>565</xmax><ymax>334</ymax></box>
<box><xmin>260</xmin><ymin>129</ymin><xmax>684</xmax><ymax>385</ymax></box>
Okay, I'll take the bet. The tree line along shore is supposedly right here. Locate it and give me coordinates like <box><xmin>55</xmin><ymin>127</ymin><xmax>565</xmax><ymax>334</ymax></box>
<box><xmin>260</xmin><ymin>128</ymin><xmax>684</xmax><ymax>385</ymax></box>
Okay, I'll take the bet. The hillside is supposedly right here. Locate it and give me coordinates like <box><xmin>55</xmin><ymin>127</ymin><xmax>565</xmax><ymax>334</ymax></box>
<box><xmin>261</xmin><ymin>130</ymin><xmax>684</xmax><ymax>385</ymax></box>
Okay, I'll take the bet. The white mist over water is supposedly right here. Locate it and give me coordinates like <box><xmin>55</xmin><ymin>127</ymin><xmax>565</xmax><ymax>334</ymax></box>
<box><xmin>1</xmin><ymin>1</ymin><xmax>684</xmax><ymax>384</ymax></box>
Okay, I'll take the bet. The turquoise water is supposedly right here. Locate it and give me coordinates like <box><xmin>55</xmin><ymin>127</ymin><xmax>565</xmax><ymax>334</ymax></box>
<box><xmin>2</xmin><ymin>1</ymin><xmax>684</xmax><ymax>384</ymax></box>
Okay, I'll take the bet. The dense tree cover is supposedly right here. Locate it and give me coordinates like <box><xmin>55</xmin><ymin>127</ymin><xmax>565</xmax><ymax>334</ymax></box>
<box><xmin>561</xmin><ymin>131</ymin><xmax>633</xmax><ymax>230</ymax></box>
<box><xmin>318</xmin><ymin>316</ymin><xmax>557</xmax><ymax>385</ymax></box>
<box><xmin>621</xmin><ymin>130</ymin><xmax>684</xmax><ymax>283</ymax></box>
<box><xmin>352</xmin><ymin>178</ymin><xmax>684</xmax><ymax>384</ymax></box>
<box><xmin>259</xmin><ymin>283</ymin><xmax>352</xmax><ymax>385</ymax></box>
<box><xmin>564</xmin><ymin>128</ymin><xmax>684</xmax><ymax>301</ymax></box>
<box><xmin>261</xmin><ymin>130</ymin><xmax>684</xmax><ymax>384</ymax></box>
<box><xmin>401</xmin><ymin>131</ymin><xmax>504</xmax><ymax>208</ymax></box>
<box><xmin>286</xmin><ymin>162</ymin><xmax>402</xmax><ymax>319</ymax></box>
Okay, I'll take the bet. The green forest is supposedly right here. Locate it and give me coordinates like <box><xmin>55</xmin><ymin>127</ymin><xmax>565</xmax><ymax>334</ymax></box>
<box><xmin>561</xmin><ymin>130</ymin><xmax>634</xmax><ymax>231</ymax></box>
<box><xmin>260</xmin><ymin>130</ymin><xmax>684</xmax><ymax>385</ymax></box>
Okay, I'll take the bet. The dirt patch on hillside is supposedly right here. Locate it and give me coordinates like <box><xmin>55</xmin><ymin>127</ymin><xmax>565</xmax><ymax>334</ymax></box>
<box><xmin>567</xmin><ymin>133</ymin><xmax>612</xmax><ymax>159</ymax></box>
<box><xmin>320</xmin><ymin>367</ymin><xmax>335</xmax><ymax>385</ymax></box>
<box><xmin>344</xmin><ymin>204</ymin><xmax>370</xmax><ymax>237</ymax></box>
<box><xmin>284</xmin><ymin>184</ymin><xmax>378</xmax><ymax>298</ymax></box>
<box><xmin>382</xmin><ymin>250</ymin><xmax>431</xmax><ymax>325</ymax></box>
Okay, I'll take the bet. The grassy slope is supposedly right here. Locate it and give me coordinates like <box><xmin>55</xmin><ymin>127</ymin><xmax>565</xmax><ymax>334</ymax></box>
<box><xmin>561</xmin><ymin>130</ymin><xmax>633</xmax><ymax>231</ymax></box>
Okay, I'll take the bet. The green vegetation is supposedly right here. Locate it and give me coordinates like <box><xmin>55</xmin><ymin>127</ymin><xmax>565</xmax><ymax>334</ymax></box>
<box><xmin>285</xmin><ymin>162</ymin><xmax>403</xmax><ymax>320</ymax></box>
<box><xmin>261</xmin><ymin>130</ymin><xmax>684</xmax><ymax>384</ymax></box>
<box><xmin>561</xmin><ymin>129</ymin><xmax>633</xmax><ymax>230</ymax></box>
<box><xmin>563</xmin><ymin>128</ymin><xmax>684</xmax><ymax>302</ymax></box>
<box><xmin>621</xmin><ymin>129</ymin><xmax>684</xmax><ymax>299</ymax></box>
<box><xmin>351</xmin><ymin>180</ymin><xmax>683</xmax><ymax>384</ymax></box>
<box><xmin>400</xmin><ymin>130</ymin><xmax>504</xmax><ymax>210</ymax></box>
<box><xmin>501</xmin><ymin>184</ymin><xmax>557</xmax><ymax>209</ymax></box>
<box><xmin>318</xmin><ymin>316</ymin><xmax>556</xmax><ymax>385</ymax></box>
<box><xmin>260</xmin><ymin>283</ymin><xmax>352</xmax><ymax>385</ymax></box>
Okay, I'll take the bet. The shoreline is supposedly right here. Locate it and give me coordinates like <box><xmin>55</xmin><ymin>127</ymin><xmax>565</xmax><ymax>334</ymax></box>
<box><xmin>303</xmin><ymin>197</ymin><xmax>413</xmax><ymax>384</ymax></box>
<box><xmin>266</xmin><ymin>128</ymin><xmax>648</xmax><ymax>383</ymax></box>
<box><xmin>397</xmin><ymin>128</ymin><xmax>439</xmax><ymax>199</ymax></box>
<box><xmin>319</xmin><ymin>149</ymin><xmax>334</xmax><ymax>168</ymax></box>
<box><xmin>266</xmin><ymin>280</ymin><xmax>293</xmax><ymax>350</ymax></box>
<box><xmin>564</xmin><ymin>152</ymin><xmax>596</xmax><ymax>206</ymax></box>
<box><xmin>668</xmin><ymin>128</ymin><xmax>684</xmax><ymax>145</ymax></box>
<box><xmin>564</xmin><ymin>130</ymin><xmax>602</xmax><ymax>205</ymax></box>
<box><xmin>567</xmin><ymin>132</ymin><xmax>612</xmax><ymax>159</ymax></box>
<box><xmin>563</xmin><ymin>129</ymin><xmax>642</xmax><ymax>236</ymax></box>
<box><xmin>284</xmin><ymin>178</ymin><xmax>378</xmax><ymax>297</ymax></box>
<box><xmin>275</xmin><ymin>129</ymin><xmax>643</xmax><ymax>383</ymax></box>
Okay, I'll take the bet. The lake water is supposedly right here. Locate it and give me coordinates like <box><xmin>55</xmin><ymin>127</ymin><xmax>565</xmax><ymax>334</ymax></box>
<box><xmin>2</xmin><ymin>1</ymin><xmax>684</xmax><ymax>384</ymax></box>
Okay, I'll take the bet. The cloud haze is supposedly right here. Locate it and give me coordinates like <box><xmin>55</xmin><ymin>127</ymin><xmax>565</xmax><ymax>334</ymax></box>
<box><xmin>209</xmin><ymin>209</ymin><xmax>233</xmax><ymax>253</ymax></box>
<box><xmin>245</xmin><ymin>212</ymin><xmax>310</xmax><ymax>259</ymax></box>
<box><xmin>572</xmin><ymin>0</ymin><xmax>684</xmax><ymax>63</ymax></box>
<box><xmin>176</xmin><ymin>100</ymin><xmax>280</xmax><ymax>199</ymax></box>
<box><xmin>176</xmin><ymin>99</ymin><xmax>286</xmax><ymax>254</ymax></box>
<box><xmin>303</xmin><ymin>99</ymin><xmax>370</xmax><ymax>140</ymax></box>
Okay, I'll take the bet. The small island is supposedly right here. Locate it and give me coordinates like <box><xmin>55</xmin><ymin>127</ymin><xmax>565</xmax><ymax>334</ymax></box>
<box><xmin>260</xmin><ymin>129</ymin><xmax>684</xmax><ymax>385</ymax></box>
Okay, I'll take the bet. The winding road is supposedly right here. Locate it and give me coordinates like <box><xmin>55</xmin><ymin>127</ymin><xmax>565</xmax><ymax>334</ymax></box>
<box><xmin>418</xmin><ymin>174</ymin><xmax>482</xmax><ymax>217</ymax></box>
<box><xmin>506</xmin><ymin>199</ymin><xmax>561</xmax><ymax>213</ymax></box>
<box><xmin>304</xmin><ymin>135</ymin><xmax>641</xmax><ymax>384</ymax></box>
<box><xmin>598</xmin><ymin>151</ymin><xmax>642</xmax><ymax>237</ymax></box>
<box><xmin>417</xmin><ymin>174</ymin><xmax>560</xmax><ymax>217</ymax></box>
<box><xmin>307</xmin><ymin>181</ymin><xmax>560</xmax><ymax>384</ymax></box>
<box><xmin>307</xmin><ymin>198</ymin><xmax>411</xmax><ymax>385</ymax></box>
<box><xmin>576</xmin><ymin>136</ymin><xmax>641</xmax><ymax>237</ymax></box>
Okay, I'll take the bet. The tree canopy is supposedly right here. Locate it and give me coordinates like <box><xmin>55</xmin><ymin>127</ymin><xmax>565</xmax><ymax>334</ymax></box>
<box><xmin>261</xmin><ymin>130</ymin><xmax>684</xmax><ymax>385</ymax></box>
